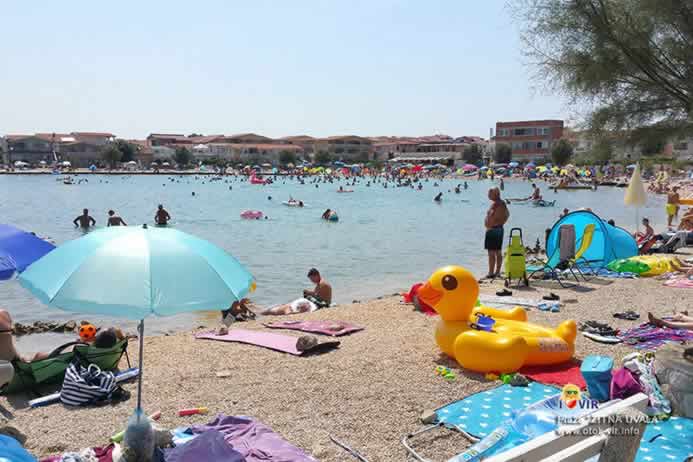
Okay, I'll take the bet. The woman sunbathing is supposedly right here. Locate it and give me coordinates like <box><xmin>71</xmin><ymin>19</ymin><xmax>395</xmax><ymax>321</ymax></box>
<box><xmin>648</xmin><ymin>311</ymin><xmax>693</xmax><ymax>331</ymax></box>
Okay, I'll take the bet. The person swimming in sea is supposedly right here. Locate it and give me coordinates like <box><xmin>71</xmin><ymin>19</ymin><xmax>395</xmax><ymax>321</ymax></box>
<box><xmin>454</xmin><ymin>185</ymin><xmax>461</xmax><ymax>194</ymax></box>
<box><xmin>155</xmin><ymin>204</ymin><xmax>171</xmax><ymax>226</ymax></box>
<box><xmin>464</xmin><ymin>181</ymin><xmax>468</xmax><ymax>190</ymax></box>
<box><xmin>434</xmin><ymin>192</ymin><xmax>443</xmax><ymax>202</ymax></box>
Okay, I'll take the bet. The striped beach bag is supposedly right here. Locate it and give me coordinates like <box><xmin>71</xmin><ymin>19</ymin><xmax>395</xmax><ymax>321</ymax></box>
<box><xmin>59</xmin><ymin>362</ymin><xmax>117</xmax><ymax>406</ymax></box>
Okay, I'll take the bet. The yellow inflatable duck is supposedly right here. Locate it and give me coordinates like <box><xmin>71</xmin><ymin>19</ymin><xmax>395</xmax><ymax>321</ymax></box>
<box><xmin>417</xmin><ymin>265</ymin><xmax>577</xmax><ymax>373</ymax></box>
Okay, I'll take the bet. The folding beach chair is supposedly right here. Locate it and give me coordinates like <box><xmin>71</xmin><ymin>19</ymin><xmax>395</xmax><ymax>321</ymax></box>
<box><xmin>2</xmin><ymin>338</ymin><xmax>130</xmax><ymax>395</ymax></box>
<box><xmin>528</xmin><ymin>224</ymin><xmax>596</xmax><ymax>287</ymax></box>
<box><xmin>651</xmin><ymin>231</ymin><xmax>687</xmax><ymax>254</ymax></box>
<box><xmin>528</xmin><ymin>224</ymin><xmax>576</xmax><ymax>287</ymax></box>
<box><xmin>566</xmin><ymin>223</ymin><xmax>597</xmax><ymax>281</ymax></box>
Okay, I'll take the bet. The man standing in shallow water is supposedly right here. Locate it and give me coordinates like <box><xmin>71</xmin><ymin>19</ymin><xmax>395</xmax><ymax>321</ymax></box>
<box><xmin>73</xmin><ymin>209</ymin><xmax>96</xmax><ymax>228</ymax></box>
<box><xmin>155</xmin><ymin>204</ymin><xmax>171</xmax><ymax>225</ymax></box>
<box><xmin>106</xmin><ymin>210</ymin><xmax>127</xmax><ymax>226</ymax></box>
<box><xmin>484</xmin><ymin>187</ymin><xmax>510</xmax><ymax>279</ymax></box>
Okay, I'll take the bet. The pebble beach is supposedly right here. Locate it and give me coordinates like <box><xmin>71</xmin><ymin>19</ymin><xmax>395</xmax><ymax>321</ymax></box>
<box><xmin>5</xmin><ymin>251</ymin><xmax>691</xmax><ymax>461</ymax></box>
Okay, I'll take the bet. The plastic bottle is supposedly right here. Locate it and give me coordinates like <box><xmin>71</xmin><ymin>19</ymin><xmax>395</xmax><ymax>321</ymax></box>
<box><xmin>123</xmin><ymin>408</ymin><xmax>155</xmax><ymax>461</ymax></box>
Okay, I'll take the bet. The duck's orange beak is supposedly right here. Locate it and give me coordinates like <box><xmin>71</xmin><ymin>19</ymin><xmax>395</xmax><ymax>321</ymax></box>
<box><xmin>417</xmin><ymin>281</ymin><xmax>443</xmax><ymax>308</ymax></box>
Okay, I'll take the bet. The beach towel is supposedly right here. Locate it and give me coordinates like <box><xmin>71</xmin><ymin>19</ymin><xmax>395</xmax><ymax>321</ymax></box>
<box><xmin>435</xmin><ymin>382</ymin><xmax>559</xmax><ymax>438</ymax></box>
<box><xmin>263</xmin><ymin>320</ymin><xmax>364</xmax><ymax>337</ymax></box>
<box><xmin>664</xmin><ymin>277</ymin><xmax>693</xmax><ymax>289</ymax></box>
<box><xmin>519</xmin><ymin>360</ymin><xmax>587</xmax><ymax>390</ymax></box>
<box><xmin>165</xmin><ymin>430</ymin><xmax>244</xmax><ymax>462</ymax></box>
<box><xmin>190</xmin><ymin>414</ymin><xmax>318</xmax><ymax>462</ymax></box>
<box><xmin>619</xmin><ymin>323</ymin><xmax>693</xmax><ymax>350</ymax></box>
<box><xmin>195</xmin><ymin>329</ymin><xmax>340</xmax><ymax>356</ymax></box>
<box><xmin>478</xmin><ymin>294</ymin><xmax>543</xmax><ymax>308</ymax></box>
<box><xmin>634</xmin><ymin>416</ymin><xmax>693</xmax><ymax>462</ymax></box>
<box><xmin>579</xmin><ymin>267</ymin><xmax>637</xmax><ymax>279</ymax></box>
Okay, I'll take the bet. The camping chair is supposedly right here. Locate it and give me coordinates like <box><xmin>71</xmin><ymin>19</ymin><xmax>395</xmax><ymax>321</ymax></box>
<box><xmin>528</xmin><ymin>224</ymin><xmax>597</xmax><ymax>286</ymax></box>
<box><xmin>528</xmin><ymin>224</ymin><xmax>578</xmax><ymax>287</ymax></box>
<box><xmin>651</xmin><ymin>231</ymin><xmax>687</xmax><ymax>254</ymax></box>
<box><xmin>566</xmin><ymin>223</ymin><xmax>598</xmax><ymax>281</ymax></box>
<box><xmin>2</xmin><ymin>338</ymin><xmax>130</xmax><ymax>395</ymax></box>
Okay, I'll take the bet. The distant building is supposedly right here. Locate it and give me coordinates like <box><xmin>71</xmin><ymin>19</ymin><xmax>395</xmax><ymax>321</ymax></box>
<box><xmin>224</xmin><ymin>133</ymin><xmax>275</xmax><ymax>144</ymax></box>
<box><xmin>127</xmin><ymin>140</ymin><xmax>154</xmax><ymax>167</ymax></box>
<box><xmin>206</xmin><ymin>143</ymin><xmax>303</xmax><ymax>164</ymax></box>
<box><xmin>60</xmin><ymin>141</ymin><xmax>103</xmax><ymax>167</ymax></box>
<box><xmin>147</xmin><ymin>134</ymin><xmax>190</xmax><ymax>147</ymax></box>
<box><xmin>495</xmin><ymin>120</ymin><xmax>564</xmax><ymax>161</ymax></box>
<box><xmin>313</xmin><ymin>136</ymin><xmax>373</xmax><ymax>161</ymax></box>
<box><xmin>279</xmin><ymin>135</ymin><xmax>316</xmax><ymax>158</ymax></box>
<box><xmin>71</xmin><ymin>132</ymin><xmax>115</xmax><ymax>146</ymax></box>
<box><xmin>4</xmin><ymin>133</ymin><xmax>70</xmax><ymax>164</ymax></box>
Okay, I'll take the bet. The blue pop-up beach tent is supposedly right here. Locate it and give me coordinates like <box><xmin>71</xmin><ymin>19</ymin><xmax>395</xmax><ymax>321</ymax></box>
<box><xmin>546</xmin><ymin>210</ymin><xmax>637</xmax><ymax>268</ymax></box>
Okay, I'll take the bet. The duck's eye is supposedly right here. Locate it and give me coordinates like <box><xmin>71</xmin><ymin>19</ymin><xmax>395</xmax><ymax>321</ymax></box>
<box><xmin>442</xmin><ymin>275</ymin><xmax>458</xmax><ymax>290</ymax></box>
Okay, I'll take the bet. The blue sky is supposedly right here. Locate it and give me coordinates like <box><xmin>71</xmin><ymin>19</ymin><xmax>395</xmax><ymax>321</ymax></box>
<box><xmin>0</xmin><ymin>1</ymin><xmax>568</xmax><ymax>139</ymax></box>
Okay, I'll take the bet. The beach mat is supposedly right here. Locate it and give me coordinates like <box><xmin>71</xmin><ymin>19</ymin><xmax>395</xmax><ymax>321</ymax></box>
<box><xmin>519</xmin><ymin>359</ymin><xmax>587</xmax><ymax>390</ymax></box>
<box><xmin>619</xmin><ymin>323</ymin><xmax>693</xmax><ymax>350</ymax></box>
<box><xmin>263</xmin><ymin>320</ymin><xmax>364</xmax><ymax>337</ymax></box>
<box><xmin>435</xmin><ymin>382</ymin><xmax>559</xmax><ymax>439</ymax></box>
<box><xmin>195</xmin><ymin>329</ymin><xmax>339</xmax><ymax>356</ymax></box>
<box><xmin>635</xmin><ymin>416</ymin><xmax>693</xmax><ymax>462</ymax></box>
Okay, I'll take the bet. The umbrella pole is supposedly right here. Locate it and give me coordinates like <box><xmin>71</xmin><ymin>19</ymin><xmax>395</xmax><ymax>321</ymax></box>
<box><xmin>136</xmin><ymin>319</ymin><xmax>144</xmax><ymax>414</ymax></box>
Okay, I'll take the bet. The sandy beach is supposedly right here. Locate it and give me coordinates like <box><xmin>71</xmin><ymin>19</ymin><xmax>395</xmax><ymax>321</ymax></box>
<box><xmin>4</xmin><ymin>251</ymin><xmax>691</xmax><ymax>461</ymax></box>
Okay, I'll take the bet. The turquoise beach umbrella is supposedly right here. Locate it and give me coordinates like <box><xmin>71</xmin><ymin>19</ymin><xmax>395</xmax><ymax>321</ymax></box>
<box><xmin>19</xmin><ymin>226</ymin><xmax>255</xmax><ymax>411</ymax></box>
<box><xmin>20</xmin><ymin>226</ymin><xmax>254</xmax><ymax>319</ymax></box>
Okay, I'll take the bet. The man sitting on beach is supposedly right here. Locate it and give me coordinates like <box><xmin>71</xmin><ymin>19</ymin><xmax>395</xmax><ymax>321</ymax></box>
<box><xmin>635</xmin><ymin>217</ymin><xmax>655</xmax><ymax>244</ymax></box>
<box><xmin>73</xmin><ymin>209</ymin><xmax>96</xmax><ymax>228</ymax></box>
<box><xmin>107</xmin><ymin>210</ymin><xmax>127</xmax><ymax>226</ymax></box>
<box><xmin>155</xmin><ymin>204</ymin><xmax>171</xmax><ymax>225</ymax></box>
<box><xmin>262</xmin><ymin>268</ymin><xmax>332</xmax><ymax>315</ymax></box>
<box><xmin>666</xmin><ymin>186</ymin><xmax>680</xmax><ymax>227</ymax></box>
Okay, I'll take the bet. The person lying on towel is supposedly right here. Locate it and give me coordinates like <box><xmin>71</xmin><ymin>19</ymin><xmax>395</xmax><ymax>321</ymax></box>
<box><xmin>262</xmin><ymin>268</ymin><xmax>332</xmax><ymax>315</ymax></box>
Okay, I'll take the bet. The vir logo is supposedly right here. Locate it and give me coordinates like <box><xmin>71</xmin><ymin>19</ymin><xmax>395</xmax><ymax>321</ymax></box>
<box><xmin>557</xmin><ymin>384</ymin><xmax>598</xmax><ymax>410</ymax></box>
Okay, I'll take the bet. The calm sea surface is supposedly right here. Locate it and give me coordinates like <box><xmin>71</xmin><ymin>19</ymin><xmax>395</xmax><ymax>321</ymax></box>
<box><xmin>0</xmin><ymin>174</ymin><xmax>666</xmax><ymax>349</ymax></box>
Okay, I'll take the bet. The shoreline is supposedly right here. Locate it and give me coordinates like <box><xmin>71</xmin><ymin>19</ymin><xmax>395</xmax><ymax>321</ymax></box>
<box><xmin>4</xmin><ymin>252</ymin><xmax>691</xmax><ymax>460</ymax></box>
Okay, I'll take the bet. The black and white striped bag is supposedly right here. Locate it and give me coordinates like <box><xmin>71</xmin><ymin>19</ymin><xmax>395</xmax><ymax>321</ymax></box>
<box><xmin>59</xmin><ymin>362</ymin><xmax>117</xmax><ymax>406</ymax></box>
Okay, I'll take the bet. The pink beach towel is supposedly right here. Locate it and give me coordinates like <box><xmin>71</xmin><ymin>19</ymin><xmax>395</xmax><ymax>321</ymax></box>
<box><xmin>664</xmin><ymin>277</ymin><xmax>693</xmax><ymax>289</ymax></box>
<box><xmin>195</xmin><ymin>329</ymin><xmax>340</xmax><ymax>355</ymax></box>
<box><xmin>263</xmin><ymin>320</ymin><xmax>364</xmax><ymax>337</ymax></box>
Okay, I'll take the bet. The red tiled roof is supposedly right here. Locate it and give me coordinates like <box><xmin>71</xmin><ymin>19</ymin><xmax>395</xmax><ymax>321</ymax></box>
<box><xmin>71</xmin><ymin>132</ymin><xmax>115</xmax><ymax>137</ymax></box>
<box><xmin>496</xmin><ymin>120</ymin><xmax>563</xmax><ymax>126</ymax></box>
<box><xmin>279</xmin><ymin>135</ymin><xmax>315</xmax><ymax>141</ymax></box>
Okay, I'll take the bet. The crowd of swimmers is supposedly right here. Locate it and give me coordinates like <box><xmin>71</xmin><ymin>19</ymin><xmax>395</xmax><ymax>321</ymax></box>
<box><xmin>72</xmin><ymin>205</ymin><xmax>172</xmax><ymax>229</ymax></box>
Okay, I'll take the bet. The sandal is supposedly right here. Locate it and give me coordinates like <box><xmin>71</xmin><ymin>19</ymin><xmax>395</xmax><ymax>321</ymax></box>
<box><xmin>543</xmin><ymin>292</ymin><xmax>560</xmax><ymax>301</ymax></box>
<box><xmin>613</xmin><ymin>311</ymin><xmax>640</xmax><ymax>321</ymax></box>
<box><xmin>496</xmin><ymin>289</ymin><xmax>513</xmax><ymax>297</ymax></box>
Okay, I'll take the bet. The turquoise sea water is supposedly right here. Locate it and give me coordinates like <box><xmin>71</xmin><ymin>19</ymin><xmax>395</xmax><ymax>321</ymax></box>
<box><xmin>0</xmin><ymin>174</ymin><xmax>667</xmax><ymax>337</ymax></box>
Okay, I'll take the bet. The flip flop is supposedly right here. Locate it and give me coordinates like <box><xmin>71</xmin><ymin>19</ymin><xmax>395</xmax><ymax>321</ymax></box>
<box><xmin>496</xmin><ymin>289</ymin><xmax>513</xmax><ymax>297</ymax></box>
<box><xmin>542</xmin><ymin>292</ymin><xmax>560</xmax><ymax>301</ymax></box>
<box><xmin>613</xmin><ymin>311</ymin><xmax>640</xmax><ymax>320</ymax></box>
